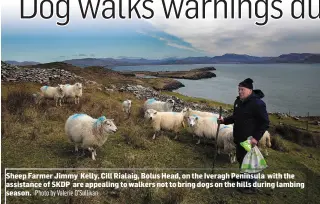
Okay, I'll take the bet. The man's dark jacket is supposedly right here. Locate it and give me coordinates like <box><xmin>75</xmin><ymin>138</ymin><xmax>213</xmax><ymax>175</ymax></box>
<box><xmin>223</xmin><ymin>89</ymin><xmax>270</xmax><ymax>144</ymax></box>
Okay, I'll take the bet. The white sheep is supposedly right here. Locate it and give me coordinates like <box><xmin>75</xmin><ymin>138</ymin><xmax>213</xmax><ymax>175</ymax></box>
<box><xmin>143</xmin><ymin>98</ymin><xmax>175</xmax><ymax>112</ymax></box>
<box><xmin>65</xmin><ymin>113</ymin><xmax>118</xmax><ymax>160</ymax></box>
<box><xmin>182</xmin><ymin>107</ymin><xmax>222</xmax><ymax>119</ymax></box>
<box><xmin>40</xmin><ymin>85</ymin><xmax>65</xmax><ymax>106</ymax></box>
<box><xmin>144</xmin><ymin>109</ymin><xmax>185</xmax><ymax>140</ymax></box>
<box><xmin>122</xmin><ymin>99</ymin><xmax>132</xmax><ymax>117</ymax></box>
<box><xmin>186</xmin><ymin>115</ymin><xmax>219</xmax><ymax>144</ymax></box>
<box><xmin>187</xmin><ymin>116</ymin><xmax>236</xmax><ymax>163</ymax></box>
<box><xmin>62</xmin><ymin>83</ymin><xmax>83</xmax><ymax>104</ymax></box>
<box><xmin>258</xmin><ymin>131</ymin><xmax>272</xmax><ymax>156</ymax></box>
<box><xmin>216</xmin><ymin>125</ymin><xmax>236</xmax><ymax>163</ymax></box>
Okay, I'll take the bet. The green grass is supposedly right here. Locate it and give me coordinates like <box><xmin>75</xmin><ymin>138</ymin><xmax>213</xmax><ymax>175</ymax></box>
<box><xmin>2</xmin><ymin>82</ymin><xmax>320</xmax><ymax>204</ymax></box>
<box><xmin>163</xmin><ymin>91</ymin><xmax>233</xmax><ymax>110</ymax></box>
<box><xmin>269</xmin><ymin>114</ymin><xmax>320</xmax><ymax>132</ymax></box>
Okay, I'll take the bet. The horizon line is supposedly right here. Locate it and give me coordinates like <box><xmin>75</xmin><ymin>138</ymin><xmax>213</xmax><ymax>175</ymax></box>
<box><xmin>3</xmin><ymin>52</ymin><xmax>320</xmax><ymax>63</ymax></box>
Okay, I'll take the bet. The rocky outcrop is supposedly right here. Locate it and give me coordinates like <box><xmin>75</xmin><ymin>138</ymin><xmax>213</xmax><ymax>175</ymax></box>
<box><xmin>119</xmin><ymin>84</ymin><xmax>231</xmax><ymax>116</ymax></box>
<box><xmin>1</xmin><ymin>61</ymin><xmax>84</xmax><ymax>84</ymax></box>
<box><xmin>124</xmin><ymin>69</ymin><xmax>216</xmax><ymax>80</ymax></box>
<box><xmin>160</xmin><ymin>80</ymin><xmax>185</xmax><ymax>91</ymax></box>
<box><xmin>190</xmin><ymin>67</ymin><xmax>216</xmax><ymax>71</ymax></box>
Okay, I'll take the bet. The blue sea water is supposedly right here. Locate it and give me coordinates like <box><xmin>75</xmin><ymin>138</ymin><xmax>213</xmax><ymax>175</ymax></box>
<box><xmin>113</xmin><ymin>64</ymin><xmax>320</xmax><ymax>116</ymax></box>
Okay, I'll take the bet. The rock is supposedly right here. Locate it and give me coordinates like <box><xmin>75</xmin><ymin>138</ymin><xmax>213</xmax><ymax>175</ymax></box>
<box><xmin>1</xmin><ymin>61</ymin><xmax>83</xmax><ymax>85</ymax></box>
<box><xmin>313</xmin><ymin>121</ymin><xmax>320</xmax><ymax>126</ymax></box>
<box><xmin>105</xmin><ymin>88</ymin><xmax>114</xmax><ymax>92</ymax></box>
<box><xmin>161</xmin><ymin>81</ymin><xmax>185</xmax><ymax>91</ymax></box>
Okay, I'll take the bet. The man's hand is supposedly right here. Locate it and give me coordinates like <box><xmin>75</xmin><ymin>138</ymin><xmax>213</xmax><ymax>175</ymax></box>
<box><xmin>250</xmin><ymin>137</ymin><xmax>258</xmax><ymax>147</ymax></box>
<box><xmin>217</xmin><ymin>118</ymin><xmax>224</xmax><ymax>124</ymax></box>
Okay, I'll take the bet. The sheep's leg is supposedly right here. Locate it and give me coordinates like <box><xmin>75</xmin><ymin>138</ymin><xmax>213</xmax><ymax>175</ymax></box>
<box><xmin>152</xmin><ymin>131</ymin><xmax>157</xmax><ymax>140</ymax></box>
<box><xmin>91</xmin><ymin>151</ymin><xmax>96</xmax><ymax>160</ymax></box>
<box><xmin>196</xmin><ymin>137</ymin><xmax>200</xmax><ymax>145</ymax></box>
<box><xmin>90</xmin><ymin>148</ymin><xmax>96</xmax><ymax>160</ymax></box>
<box><xmin>74</xmin><ymin>144</ymin><xmax>79</xmax><ymax>152</ymax></box>
<box><xmin>218</xmin><ymin>148</ymin><xmax>221</xmax><ymax>155</ymax></box>
<box><xmin>229</xmin><ymin>154</ymin><xmax>233</xmax><ymax>164</ymax></box>
<box><xmin>59</xmin><ymin>98</ymin><xmax>62</xmax><ymax>106</ymax></box>
<box><xmin>174</xmin><ymin>134</ymin><xmax>178</xmax><ymax>140</ymax></box>
<box><xmin>75</xmin><ymin>97</ymin><xmax>77</xmax><ymax>104</ymax></box>
<box><xmin>265</xmin><ymin>149</ymin><xmax>269</xmax><ymax>156</ymax></box>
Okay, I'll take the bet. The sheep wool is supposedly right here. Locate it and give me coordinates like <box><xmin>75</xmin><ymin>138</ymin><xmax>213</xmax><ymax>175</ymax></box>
<box><xmin>145</xmin><ymin>109</ymin><xmax>185</xmax><ymax>140</ymax></box>
<box><xmin>65</xmin><ymin>113</ymin><xmax>117</xmax><ymax>160</ymax></box>
<box><xmin>40</xmin><ymin>85</ymin><xmax>65</xmax><ymax>106</ymax></box>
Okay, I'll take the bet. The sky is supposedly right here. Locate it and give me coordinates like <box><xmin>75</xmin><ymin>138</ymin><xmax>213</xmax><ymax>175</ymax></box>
<box><xmin>1</xmin><ymin>0</ymin><xmax>320</xmax><ymax>63</ymax></box>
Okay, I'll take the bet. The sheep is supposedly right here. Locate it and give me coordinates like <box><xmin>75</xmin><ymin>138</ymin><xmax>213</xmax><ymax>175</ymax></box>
<box><xmin>186</xmin><ymin>115</ymin><xmax>219</xmax><ymax>144</ymax></box>
<box><xmin>39</xmin><ymin>85</ymin><xmax>65</xmax><ymax>106</ymax></box>
<box><xmin>122</xmin><ymin>99</ymin><xmax>132</xmax><ymax>117</ymax></box>
<box><xmin>143</xmin><ymin>98</ymin><xmax>175</xmax><ymax>112</ymax></box>
<box><xmin>217</xmin><ymin>128</ymin><xmax>271</xmax><ymax>163</ymax></box>
<box><xmin>258</xmin><ymin>131</ymin><xmax>272</xmax><ymax>156</ymax></box>
<box><xmin>216</xmin><ymin>125</ymin><xmax>236</xmax><ymax>163</ymax></box>
<box><xmin>65</xmin><ymin>113</ymin><xmax>118</xmax><ymax>160</ymax></box>
<box><xmin>62</xmin><ymin>83</ymin><xmax>83</xmax><ymax>104</ymax></box>
<box><xmin>187</xmin><ymin>116</ymin><xmax>236</xmax><ymax>163</ymax></box>
<box><xmin>144</xmin><ymin>109</ymin><xmax>185</xmax><ymax>140</ymax></box>
<box><xmin>182</xmin><ymin>107</ymin><xmax>222</xmax><ymax>119</ymax></box>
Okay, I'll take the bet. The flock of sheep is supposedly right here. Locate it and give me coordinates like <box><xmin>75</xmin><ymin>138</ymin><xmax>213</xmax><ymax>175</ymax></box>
<box><xmin>38</xmin><ymin>83</ymin><xmax>83</xmax><ymax>106</ymax></box>
<box><xmin>39</xmin><ymin>84</ymin><xmax>272</xmax><ymax>163</ymax></box>
<box><xmin>143</xmin><ymin>99</ymin><xmax>271</xmax><ymax>164</ymax></box>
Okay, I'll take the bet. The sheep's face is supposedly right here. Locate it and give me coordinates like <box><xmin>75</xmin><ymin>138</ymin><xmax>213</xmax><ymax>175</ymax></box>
<box><xmin>102</xmin><ymin>119</ymin><xmax>117</xmax><ymax>133</ymax></box>
<box><xmin>57</xmin><ymin>85</ymin><xmax>64</xmax><ymax>94</ymax></box>
<box><xmin>144</xmin><ymin>109</ymin><xmax>157</xmax><ymax>120</ymax></box>
<box><xmin>166</xmin><ymin>99</ymin><xmax>175</xmax><ymax>108</ymax></box>
<box><xmin>182</xmin><ymin>107</ymin><xmax>190</xmax><ymax>115</ymax></box>
<box><xmin>187</xmin><ymin>116</ymin><xmax>198</xmax><ymax>127</ymax></box>
<box><xmin>182</xmin><ymin>107</ymin><xmax>192</xmax><ymax>117</ymax></box>
<box><xmin>75</xmin><ymin>83</ymin><xmax>83</xmax><ymax>90</ymax></box>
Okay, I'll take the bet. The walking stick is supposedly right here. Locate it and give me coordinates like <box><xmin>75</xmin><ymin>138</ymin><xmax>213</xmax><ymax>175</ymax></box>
<box><xmin>212</xmin><ymin>106</ymin><xmax>222</xmax><ymax>173</ymax></box>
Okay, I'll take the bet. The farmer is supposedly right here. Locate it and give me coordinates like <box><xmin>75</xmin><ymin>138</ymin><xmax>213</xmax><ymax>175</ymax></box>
<box><xmin>218</xmin><ymin>78</ymin><xmax>270</xmax><ymax>194</ymax></box>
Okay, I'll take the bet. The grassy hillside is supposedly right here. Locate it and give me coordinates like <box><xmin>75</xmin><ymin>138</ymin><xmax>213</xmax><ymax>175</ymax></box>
<box><xmin>1</xmin><ymin>65</ymin><xmax>320</xmax><ymax>203</ymax></box>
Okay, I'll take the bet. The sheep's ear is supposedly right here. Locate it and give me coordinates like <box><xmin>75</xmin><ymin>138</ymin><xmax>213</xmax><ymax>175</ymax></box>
<box><xmin>195</xmin><ymin>117</ymin><xmax>199</xmax><ymax>120</ymax></box>
<box><xmin>154</xmin><ymin>111</ymin><xmax>157</xmax><ymax>115</ymax></box>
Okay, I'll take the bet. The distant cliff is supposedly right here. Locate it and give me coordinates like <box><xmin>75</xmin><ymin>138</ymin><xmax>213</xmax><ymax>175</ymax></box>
<box><xmin>5</xmin><ymin>53</ymin><xmax>320</xmax><ymax>68</ymax></box>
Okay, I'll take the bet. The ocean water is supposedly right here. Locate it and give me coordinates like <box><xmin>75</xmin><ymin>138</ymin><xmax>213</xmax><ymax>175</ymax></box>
<box><xmin>113</xmin><ymin>64</ymin><xmax>320</xmax><ymax>116</ymax></box>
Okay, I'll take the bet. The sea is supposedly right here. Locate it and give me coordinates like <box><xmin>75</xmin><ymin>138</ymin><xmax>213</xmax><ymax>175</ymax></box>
<box><xmin>113</xmin><ymin>64</ymin><xmax>320</xmax><ymax>116</ymax></box>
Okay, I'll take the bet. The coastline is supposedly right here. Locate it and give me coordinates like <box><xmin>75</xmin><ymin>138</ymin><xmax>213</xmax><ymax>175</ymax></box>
<box><xmin>121</xmin><ymin>67</ymin><xmax>217</xmax><ymax>80</ymax></box>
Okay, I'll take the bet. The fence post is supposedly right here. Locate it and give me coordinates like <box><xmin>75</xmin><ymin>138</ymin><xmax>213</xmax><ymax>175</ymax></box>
<box><xmin>306</xmin><ymin>112</ymin><xmax>309</xmax><ymax>131</ymax></box>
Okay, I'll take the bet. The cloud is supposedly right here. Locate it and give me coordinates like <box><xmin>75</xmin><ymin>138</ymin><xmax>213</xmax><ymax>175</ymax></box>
<box><xmin>136</xmin><ymin>29</ymin><xmax>204</xmax><ymax>53</ymax></box>
<box><xmin>72</xmin><ymin>54</ymin><xmax>88</xmax><ymax>57</ymax></box>
<box><xmin>145</xmin><ymin>0</ymin><xmax>320</xmax><ymax>56</ymax></box>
